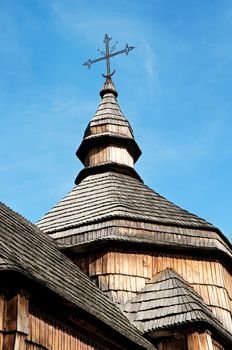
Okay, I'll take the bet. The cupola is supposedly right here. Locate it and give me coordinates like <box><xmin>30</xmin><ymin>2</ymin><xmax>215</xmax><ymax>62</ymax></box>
<box><xmin>75</xmin><ymin>76</ymin><xmax>142</xmax><ymax>184</ymax></box>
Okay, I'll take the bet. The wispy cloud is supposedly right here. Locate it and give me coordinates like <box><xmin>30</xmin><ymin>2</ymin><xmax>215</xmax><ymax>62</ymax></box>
<box><xmin>141</xmin><ymin>39</ymin><xmax>157</xmax><ymax>96</ymax></box>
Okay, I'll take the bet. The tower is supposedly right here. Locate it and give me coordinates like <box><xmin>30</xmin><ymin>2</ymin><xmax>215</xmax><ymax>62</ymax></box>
<box><xmin>37</xmin><ymin>36</ymin><xmax>232</xmax><ymax>349</ymax></box>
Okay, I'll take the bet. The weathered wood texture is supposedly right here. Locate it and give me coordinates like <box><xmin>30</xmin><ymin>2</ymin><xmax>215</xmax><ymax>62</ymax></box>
<box><xmin>26</xmin><ymin>311</ymin><xmax>104</xmax><ymax>350</ymax></box>
<box><xmin>37</xmin><ymin>173</ymin><xmax>222</xmax><ymax>236</ymax></box>
<box><xmin>212</xmin><ymin>340</ymin><xmax>224</xmax><ymax>350</ymax></box>
<box><xmin>157</xmin><ymin>336</ymin><xmax>187</xmax><ymax>350</ymax></box>
<box><xmin>187</xmin><ymin>331</ymin><xmax>214</xmax><ymax>350</ymax></box>
<box><xmin>76</xmin><ymin>84</ymin><xmax>141</xmax><ymax>168</ymax></box>
<box><xmin>85</xmin><ymin>91</ymin><xmax>133</xmax><ymax>138</ymax></box>
<box><xmin>124</xmin><ymin>269</ymin><xmax>221</xmax><ymax>335</ymax></box>
<box><xmin>75</xmin><ymin>251</ymin><xmax>232</xmax><ymax>332</ymax></box>
<box><xmin>0</xmin><ymin>291</ymin><xmax>29</xmax><ymax>350</ymax></box>
<box><xmin>0</xmin><ymin>203</ymin><xmax>155</xmax><ymax>350</ymax></box>
<box><xmin>85</xmin><ymin>146</ymin><xmax>133</xmax><ymax>167</ymax></box>
<box><xmin>0</xmin><ymin>293</ymin><xmax>4</xmax><ymax>350</ymax></box>
<box><xmin>156</xmin><ymin>331</ymin><xmax>223</xmax><ymax>350</ymax></box>
<box><xmin>89</xmin><ymin>124</ymin><xmax>133</xmax><ymax>138</ymax></box>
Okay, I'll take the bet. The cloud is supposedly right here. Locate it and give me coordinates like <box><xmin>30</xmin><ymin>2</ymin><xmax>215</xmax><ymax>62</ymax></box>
<box><xmin>140</xmin><ymin>39</ymin><xmax>157</xmax><ymax>96</ymax></box>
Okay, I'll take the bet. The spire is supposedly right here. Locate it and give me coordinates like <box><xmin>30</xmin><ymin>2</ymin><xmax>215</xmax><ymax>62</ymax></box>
<box><xmin>77</xmin><ymin>35</ymin><xmax>140</xmax><ymax>184</ymax></box>
<box><xmin>75</xmin><ymin>76</ymin><xmax>142</xmax><ymax>184</ymax></box>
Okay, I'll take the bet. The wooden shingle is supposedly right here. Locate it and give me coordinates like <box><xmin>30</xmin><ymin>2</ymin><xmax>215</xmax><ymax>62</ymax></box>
<box><xmin>123</xmin><ymin>268</ymin><xmax>232</xmax><ymax>343</ymax></box>
<box><xmin>37</xmin><ymin>172</ymin><xmax>216</xmax><ymax>233</ymax></box>
<box><xmin>0</xmin><ymin>202</ymin><xmax>156</xmax><ymax>350</ymax></box>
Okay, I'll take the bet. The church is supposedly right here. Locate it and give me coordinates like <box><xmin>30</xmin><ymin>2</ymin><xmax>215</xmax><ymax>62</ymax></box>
<box><xmin>0</xmin><ymin>35</ymin><xmax>232</xmax><ymax>350</ymax></box>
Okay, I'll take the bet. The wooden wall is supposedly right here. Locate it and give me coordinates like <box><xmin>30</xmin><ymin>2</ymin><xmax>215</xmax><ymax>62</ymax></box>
<box><xmin>88</xmin><ymin>124</ymin><xmax>133</xmax><ymax>138</ymax></box>
<box><xmin>0</xmin><ymin>290</ymin><xmax>112</xmax><ymax>350</ymax></box>
<box><xmin>26</xmin><ymin>310</ymin><xmax>104</xmax><ymax>350</ymax></box>
<box><xmin>85</xmin><ymin>146</ymin><xmax>134</xmax><ymax>167</ymax></box>
<box><xmin>187</xmin><ymin>331</ymin><xmax>214</xmax><ymax>350</ymax></box>
<box><xmin>0</xmin><ymin>291</ymin><xmax>29</xmax><ymax>350</ymax></box>
<box><xmin>157</xmin><ymin>337</ymin><xmax>187</xmax><ymax>350</ymax></box>
<box><xmin>75</xmin><ymin>251</ymin><xmax>232</xmax><ymax>333</ymax></box>
<box><xmin>156</xmin><ymin>330</ymin><xmax>221</xmax><ymax>350</ymax></box>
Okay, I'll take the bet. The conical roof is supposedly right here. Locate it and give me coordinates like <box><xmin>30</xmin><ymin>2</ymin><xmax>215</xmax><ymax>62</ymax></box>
<box><xmin>123</xmin><ymin>268</ymin><xmax>231</xmax><ymax>341</ymax></box>
<box><xmin>83</xmin><ymin>77</ymin><xmax>133</xmax><ymax>138</ymax></box>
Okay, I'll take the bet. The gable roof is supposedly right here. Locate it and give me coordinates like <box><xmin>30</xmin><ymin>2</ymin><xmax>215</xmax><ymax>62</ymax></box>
<box><xmin>37</xmin><ymin>171</ymin><xmax>216</xmax><ymax>234</ymax></box>
<box><xmin>123</xmin><ymin>268</ymin><xmax>232</xmax><ymax>341</ymax></box>
<box><xmin>0</xmin><ymin>202</ymin><xmax>155</xmax><ymax>350</ymax></box>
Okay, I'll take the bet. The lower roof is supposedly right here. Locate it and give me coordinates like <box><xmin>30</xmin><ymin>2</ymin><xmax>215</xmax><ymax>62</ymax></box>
<box><xmin>0</xmin><ymin>202</ymin><xmax>155</xmax><ymax>350</ymax></box>
<box><xmin>124</xmin><ymin>268</ymin><xmax>232</xmax><ymax>344</ymax></box>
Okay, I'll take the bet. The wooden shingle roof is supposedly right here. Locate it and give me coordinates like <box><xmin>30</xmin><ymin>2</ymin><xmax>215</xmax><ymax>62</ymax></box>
<box><xmin>37</xmin><ymin>77</ymin><xmax>232</xmax><ymax>260</ymax></box>
<box><xmin>123</xmin><ymin>268</ymin><xmax>232</xmax><ymax>341</ymax></box>
<box><xmin>76</xmin><ymin>77</ymin><xmax>141</xmax><ymax>166</ymax></box>
<box><xmin>86</xmin><ymin>77</ymin><xmax>133</xmax><ymax>134</ymax></box>
<box><xmin>0</xmin><ymin>202</ymin><xmax>156</xmax><ymax>350</ymax></box>
<box><xmin>37</xmin><ymin>171</ymin><xmax>216</xmax><ymax>233</ymax></box>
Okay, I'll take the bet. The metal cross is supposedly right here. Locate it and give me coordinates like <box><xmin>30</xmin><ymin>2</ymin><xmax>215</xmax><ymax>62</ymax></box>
<box><xmin>83</xmin><ymin>34</ymin><xmax>134</xmax><ymax>77</ymax></box>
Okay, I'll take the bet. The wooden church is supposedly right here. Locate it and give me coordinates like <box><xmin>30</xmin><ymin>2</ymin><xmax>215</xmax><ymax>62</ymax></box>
<box><xmin>1</xmin><ymin>36</ymin><xmax>232</xmax><ymax>349</ymax></box>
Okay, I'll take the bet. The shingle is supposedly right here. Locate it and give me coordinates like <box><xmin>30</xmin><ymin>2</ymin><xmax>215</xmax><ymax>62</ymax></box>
<box><xmin>0</xmin><ymin>202</ymin><xmax>155</xmax><ymax>350</ymax></box>
<box><xmin>123</xmin><ymin>268</ymin><xmax>230</xmax><ymax>339</ymax></box>
<box><xmin>37</xmin><ymin>172</ymin><xmax>216</xmax><ymax>233</ymax></box>
<box><xmin>37</xmin><ymin>171</ymin><xmax>232</xmax><ymax>260</ymax></box>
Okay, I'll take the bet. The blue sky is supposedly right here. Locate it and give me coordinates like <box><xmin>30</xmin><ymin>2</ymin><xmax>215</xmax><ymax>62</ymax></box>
<box><xmin>0</xmin><ymin>0</ymin><xmax>232</xmax><ymax>240</ymax></box>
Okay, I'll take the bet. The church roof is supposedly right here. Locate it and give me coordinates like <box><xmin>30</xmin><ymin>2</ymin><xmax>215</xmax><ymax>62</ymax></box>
<box><xmin>76</xmin><ymin>76</ymin><xmax>141</xmax><ymax>167</ymax></box>
<box><xmin>37</xmin><ymin>77</ymin><xmax>232</xmax><ymax>260</ymax></box>
<box><xmin>87</xmin><ymin>77</ymin><xmax>132</xmax><ymax>132</ymax></box>
<box><xmin>37</xmin><ymin>171</ymin><xmax>215</xmax><ymax>233</ymax></box>
<box><xmin>0</xmin><ymin>202</ymin><xmax>155</xmax><ymax>350</ymax></box>
<box><xmin>123</xmin><ymin>268</ymin><xmax>232</xmax><ymax>341</ymax></box>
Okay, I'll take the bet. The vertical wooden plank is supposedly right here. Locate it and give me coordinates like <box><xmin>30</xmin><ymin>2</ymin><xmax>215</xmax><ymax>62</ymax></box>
<box><xmin>201</xmin><ymin>331</ymin><xmax>214</xmax><ymax>350</ymax></box>
<box><xmin>95</xmin><ymin>254</ymin><xmax>102</xmax><ymax>276</ymax></box>
<box><xmin>17</xmin><ymin>292</ymin><xmax>29</xmax><ymax>335</ymax></box>
<box><xmin>187</xmin><ymin>331</ymin><xmax>201</xmax><ymax>350</ymax></box>
<box><xmin>115</xmin><ymin>252</ymin><xmax>120</xmax><ymax>274</ymax></box>
<box><xmin>0</xmin><ymin>293</ymin><xmax>5</xmax><ymax>350</ymax></box>
<box><xmin>188</xmin><ymin>331</ymin><xmax>214</xmax><ymax>350</ymax></box>
<box><xmin>2</xmin><ymin>291</ymin><xmax>29</xmax><ymax>350</ymax></box>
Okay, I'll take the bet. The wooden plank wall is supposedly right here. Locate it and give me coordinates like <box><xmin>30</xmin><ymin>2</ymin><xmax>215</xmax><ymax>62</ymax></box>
<box><xmin>212</xmin><ymin>340</ymin><xmax>224</xmax><ymax>350</ymax></box>
<box><xmin>0</xmin><ymin>293</ymin><xmax>4</xmax><ymax>350</ymax></box>
<box><xmin>26</xmin><ymin>310</ymin><xmax>104</xmax><ymax>350</ymax></box>
<box><xmin>85</xmin><ymin>146</ymin><xmax>133</xmax><ymax>167</ymax></box>
<box><xmin>89</xmin><ymin>124</ymin><xmax>132</xmax><ymax>138</ymax></box>
<box><xmin>0</xmin><ymin>292</ymin><xmax>107</xmax><ymax>350</ymax></box>
<box><xmin>0</xmin><ymin>291</ymin><xmax>29</xmax><ymax>350</ymax></box>
<box><xmin>187</xmin><ymin>331</ymin><xmax>214</xmax><ymax>350</ymax></box>
<box><xmin>156</xmin><ymin>331</ymin><xmax>221</xmax><ymax>350</ymax></box>
<box><xmin>157</xmin><ymin>337</ymin><xmax>187</xmax><ymax>350</ymax></box>
<box><xmin>75</xmin><ymin>251</ymin><xmax>232</xmax><ymax>332</ymax></box>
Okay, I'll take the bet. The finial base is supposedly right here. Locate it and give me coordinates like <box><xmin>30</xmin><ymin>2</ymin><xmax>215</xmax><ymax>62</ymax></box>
<box><xmin>100</xmin><ymin>76</ymin><xmax>118</xmax><ymax>98</ymax></box>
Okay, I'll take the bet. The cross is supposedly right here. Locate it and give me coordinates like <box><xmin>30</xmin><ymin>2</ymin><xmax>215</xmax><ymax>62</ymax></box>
<box><xmin>83</xmin><ymin>34</ymin><xmax>134</xmax><ymax>77</ymax></box>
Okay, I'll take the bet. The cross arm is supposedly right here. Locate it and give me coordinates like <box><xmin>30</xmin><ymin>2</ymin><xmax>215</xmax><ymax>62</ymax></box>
<box><xmin>109</xmin><ymin>44</ymin><xmax>135</xmax><ymax>59</ymax></box>
<box><xmin>83</xmin><ymin>56</ymin><xmax>107</xmax><ymax>69</ymax></box>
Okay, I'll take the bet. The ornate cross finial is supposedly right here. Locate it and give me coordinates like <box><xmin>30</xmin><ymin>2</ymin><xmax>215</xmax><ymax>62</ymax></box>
<box><xmin>83</xmin><ymin>34</ymin><xmax>134</xmax><ymax>78</ymax></box>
